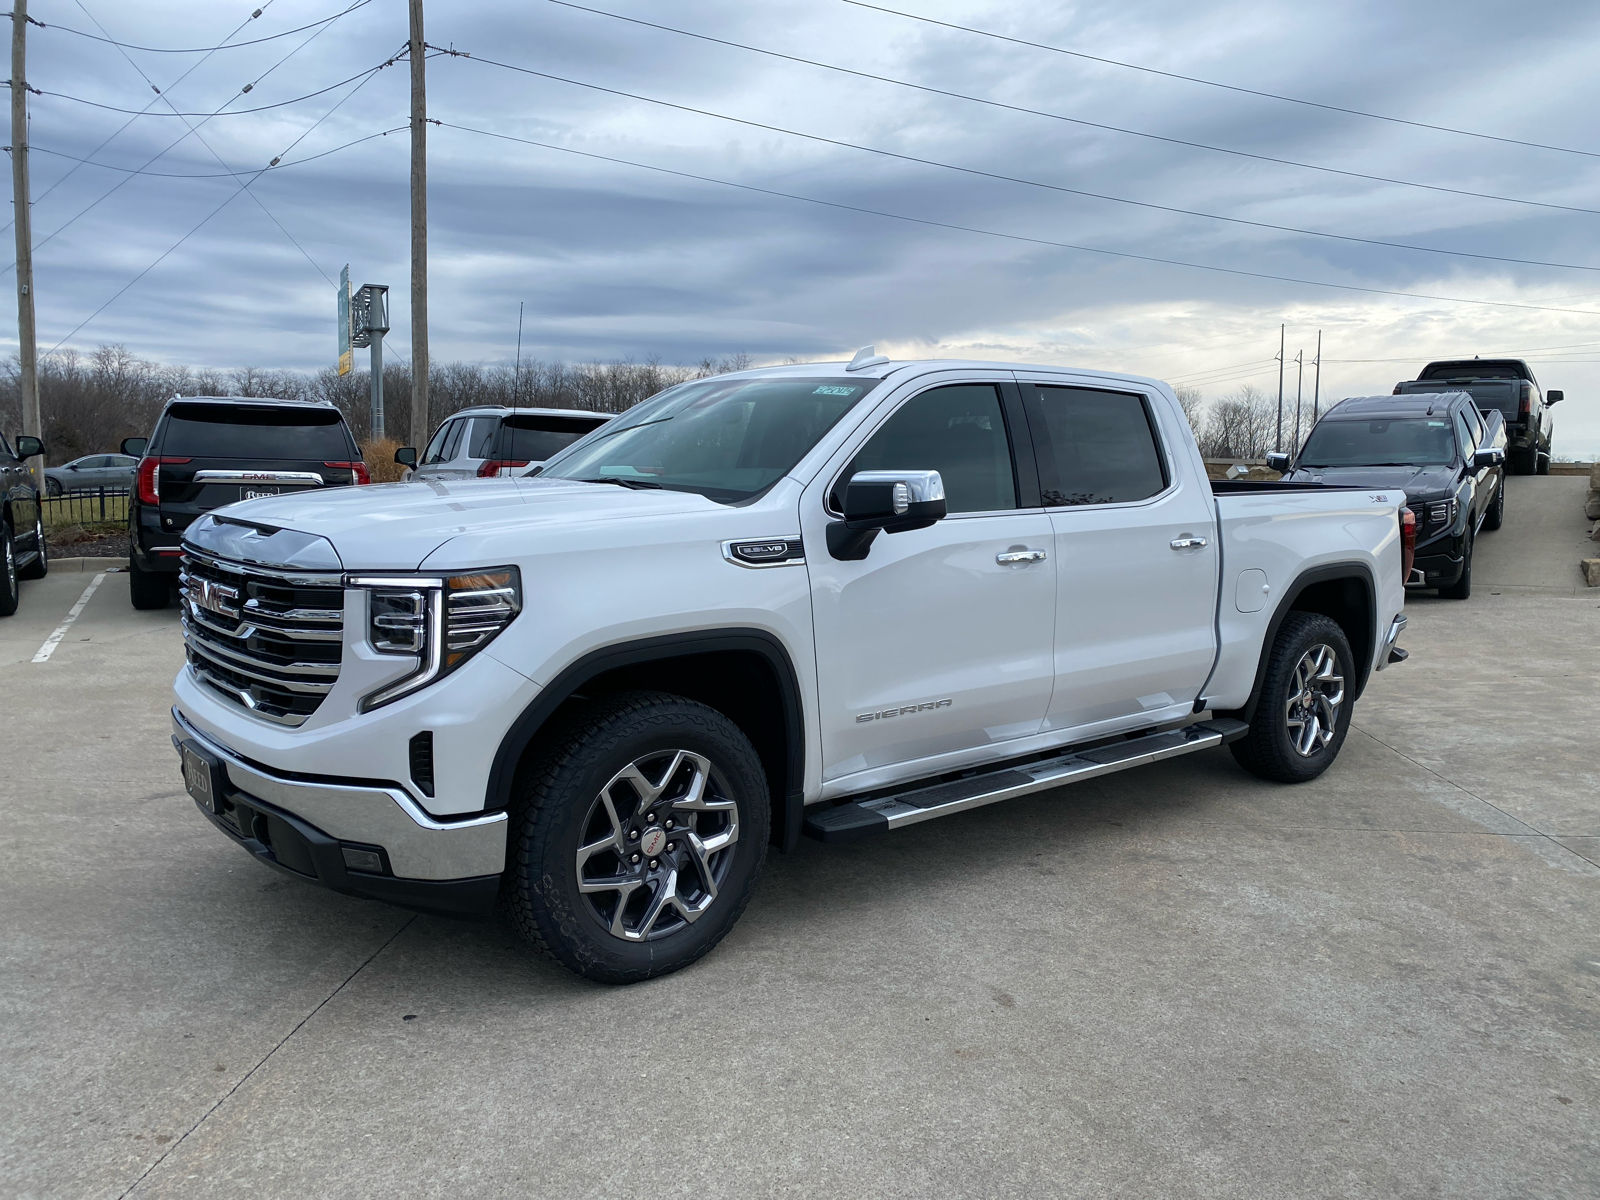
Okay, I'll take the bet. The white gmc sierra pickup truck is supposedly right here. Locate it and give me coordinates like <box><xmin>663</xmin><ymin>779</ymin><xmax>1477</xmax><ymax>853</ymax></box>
<box><xmin>171</xmin><ymin>354</ymin><xmax>1410</xmax><ymax>983</ymax></box>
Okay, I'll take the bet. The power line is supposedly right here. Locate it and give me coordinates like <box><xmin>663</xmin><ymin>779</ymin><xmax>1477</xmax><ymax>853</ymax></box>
<box><xmin>841</xmin><ymin>1</ymin><xmax>1600</xmax><ymax>161</ymax></box>
<box><xmin>46</xmin><ymin>62</ymin><xmax>393</xmax><ymax>351</ymax></box>
<box><xmin>35</xmin><ymin>0</ymin><xmax>373</xmax><ymax>54</ymax></box>
<box><xmin>38</xmin><ymin>61</ymin><xmax>399</xmax><ymax>118</ymax></box>
<box><xmin>437</xmin><ymin>46</ymin><xmax>1600</xmax><ymax>273</ymax></box>
<box><xmin>538</xmin><ymin>1</ymin><xmax>1600</xmax><ymax>219</ymax></box>
<box><xmin>434</xmin><ymin>120</ymin><xmax>1600</xmax><ymax>318</ymax></box>
<box><xmin>29</xmin><ymin>125</ymin><xmax>407</xmax><ymax>177</ymax></box>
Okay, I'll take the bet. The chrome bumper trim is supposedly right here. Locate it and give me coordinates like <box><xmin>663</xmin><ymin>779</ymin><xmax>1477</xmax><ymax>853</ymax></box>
<box><xmin>171</xmin><ymin>707</ymin><xmax>506</xmax><ymax>880</ymax></box>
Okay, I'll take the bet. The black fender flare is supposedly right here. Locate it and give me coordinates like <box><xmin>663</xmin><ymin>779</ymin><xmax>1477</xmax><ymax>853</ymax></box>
<box><xmin>485</xmin><ymin>629</ymin><xmax>808</xmax><ymax>850</ymax></box>
<box><xmin>1219</xmin><ymin>561</ymin><xmax>1378</xmax><ymax>723</ymax></box>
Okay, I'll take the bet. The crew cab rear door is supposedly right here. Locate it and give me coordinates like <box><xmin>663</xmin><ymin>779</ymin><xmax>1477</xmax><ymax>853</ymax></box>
<box><xmin>803</xmin><ymin>375</ymin><xmax>1056</xmax><ymax>791</ymax></box>
<box><xmin>1014</xmin><ymin>375</ymin><xmax>1218</xmax><ymax>738</ymax></box>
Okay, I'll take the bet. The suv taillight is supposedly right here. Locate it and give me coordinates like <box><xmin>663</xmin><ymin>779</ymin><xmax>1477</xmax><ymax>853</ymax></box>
<box><xmin>1400</xmin><ymin>507</ymin><xmax>1417</xmax><ymax>583</ymax></box>
<box><xmin>136</xmin><ymin>456</ymin><xmax>190</xmax><ymax>505</ymax></box>
<box><xmin>1519</xmin><ymin>382</ymin><xmax>1532</xmax><ymax>417</ymax></box>
<box><xmin>1393</xmin><ymin>383</ymin><xmax>1403</xmax><ymax>394</ymax></box>
<box><xmin>325</xmin><ymin>460</ymin><xmax>371</xmax><ymax>485</ymax></box>
<box><xmin>477</xmin><ymin>459</ymin><xmax>529</xmax><ymax>477</ymax></box>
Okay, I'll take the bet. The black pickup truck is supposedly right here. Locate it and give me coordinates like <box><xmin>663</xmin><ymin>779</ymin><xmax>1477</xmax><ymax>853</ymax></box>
<box><xmin>124</xmin><ymin>397</ymin><xmax>369</xmax><ymax>610</ymax></box>
<box><xmin>1394</xmin><ymin>358</ymin><xmax>1558</xmax><ymax>475</ymax></box>
<box><xmin>0</xmin><ymin>431</ymin><xmax>48</xmax><ymax>616</ymax></box>
<box><xmin>1270</xmin><ymin>391</ymin><xmax>1505</xmax><ymax>599</ymax></box>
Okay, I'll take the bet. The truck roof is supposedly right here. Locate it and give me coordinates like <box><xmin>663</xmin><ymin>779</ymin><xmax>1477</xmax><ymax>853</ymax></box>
<box><xmin>1321</xmin><ymin>393</ymin><xmax>1472</xmax><ymax>420</ymax></box>
<box><xmin>712</xmin><ymin>357</ymin><xmax>1175</xmax><ymax>393</ymax></box>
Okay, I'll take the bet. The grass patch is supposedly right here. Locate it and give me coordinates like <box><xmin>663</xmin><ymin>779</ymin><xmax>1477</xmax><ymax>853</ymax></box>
<box><xmin>44</xmin><ymin>493</ymin><xmax>130</xmax><ymax>527</ymax></box>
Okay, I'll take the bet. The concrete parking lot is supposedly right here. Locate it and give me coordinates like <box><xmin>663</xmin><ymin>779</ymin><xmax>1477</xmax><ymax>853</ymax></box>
<box><xmin>2</xmin><ymin>475</ymin><xmax>1596</xmax><ymax>1199</ymax></box>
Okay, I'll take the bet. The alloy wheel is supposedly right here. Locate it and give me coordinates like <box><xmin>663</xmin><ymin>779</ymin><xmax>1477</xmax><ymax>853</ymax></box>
<box><xmin>1284</xmin><ymin>643</ymin><xmax>1344</xmax><ymax>757</ymax></box>
<box><xmin>575</xmin><ymin>749</ymin><xmax>740</xmax><ymax>942</ymax></box>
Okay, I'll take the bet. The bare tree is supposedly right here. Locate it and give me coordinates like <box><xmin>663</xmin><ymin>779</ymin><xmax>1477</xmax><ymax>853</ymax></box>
<box><xmin>1201</xmin><ymin>383</ymin><xmax>1276</xmax><ymax>459</ymax></box>
<box><xmin>1173</xmin><ymin>385</ymin><xmax>1204</xmax><ymax>441</ymax></box>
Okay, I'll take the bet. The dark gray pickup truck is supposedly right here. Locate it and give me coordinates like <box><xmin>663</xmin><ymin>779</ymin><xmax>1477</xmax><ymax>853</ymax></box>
<box><xmin>1394</xmin><ymin>358</ymin><xmax>1559</xmax><ymax>475</ymax></box>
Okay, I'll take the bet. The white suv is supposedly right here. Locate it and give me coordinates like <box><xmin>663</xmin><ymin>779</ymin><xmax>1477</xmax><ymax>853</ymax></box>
<box><xmin>405</xmin><ymin>406</ymin><xmax>611</xmax><ymax>481</ymax></box>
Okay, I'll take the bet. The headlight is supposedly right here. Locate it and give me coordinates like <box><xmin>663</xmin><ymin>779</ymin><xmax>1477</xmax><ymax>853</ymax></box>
<box><xmin>351</xmin><ymin>566</ymin><xmax>521</xmax><ymax>711</ymax></box>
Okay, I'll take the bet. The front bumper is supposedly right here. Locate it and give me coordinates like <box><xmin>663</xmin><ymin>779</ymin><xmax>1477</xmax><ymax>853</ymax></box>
<box><xmin>172</xmin><ymin>707</ymin><xmax>507</xmax><ymax>917</ymax></box>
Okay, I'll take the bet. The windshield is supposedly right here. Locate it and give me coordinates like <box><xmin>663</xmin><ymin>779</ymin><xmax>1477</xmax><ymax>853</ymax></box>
<box><xmin>494</xmin><ymin>414</ymin><xmax>608</xmax><ymax>463</ymax></box>
<box><xmin>159</xmin><ymin>404</ymin><xmax>354</xmax><ymax>459</ymax></box>
<box><xmin>1419</xmin><ymin>361</ymin><xmax>1524</xmax><ymax>380</ymax></box>
<box><xmin>539</xmin><ymin>376</ymin><xmax>877</xmax><ymax>501</ymax></box>
<box><xmin>1298</xmin><ymin>417</ymin><xmax>1457</xmax><ymax>467</ymax></box>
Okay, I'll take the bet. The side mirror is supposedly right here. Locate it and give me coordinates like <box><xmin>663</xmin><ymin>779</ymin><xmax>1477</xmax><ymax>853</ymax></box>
<box><xmin>393</xmin><ymin>446</ymin><xmax>418</xmax><ymax>467</ymax></box>
<box><xmin>1473</xmin><ymin>447</ymin><xmax>1505</xmax><ymax>470</ymax></box>
<box><xmin>1265</xmin><ymin>452</ymin><xmax>1291</xmax><ymax>473</ymax></box>
<box><xmin>121</xmin><ymin>437</ymin><xmax>147</xmax><ymax>457</ymax></box>
<box><xmin>1546</xmin><ymin>390</ymin><xmax>1563</xmax><ymax>405</ymax></box>
<box><xmin>827</xmin><ymin>469</ymin><xmax>946</xmax><ymax>560</ymax></box>
<box><xmin>15</xmin><ymin>435</ymin><xmax>43</xmax><ymax>458</ymax></box>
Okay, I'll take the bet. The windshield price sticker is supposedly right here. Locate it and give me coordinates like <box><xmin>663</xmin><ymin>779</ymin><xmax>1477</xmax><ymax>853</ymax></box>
<box><xmin>813</xmin><ymin>385</ymin><xmax>858</xmax><ymax>396</ymax></box>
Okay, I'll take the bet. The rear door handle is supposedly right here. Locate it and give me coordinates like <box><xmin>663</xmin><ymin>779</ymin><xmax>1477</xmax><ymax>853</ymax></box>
<box><xmin>1169</xmin><ymin>536</ymin><xmax>1208</xmax><ymax>550</ymax></box>
<box><xmin>996</xmin><ymin>549</ymin><xmax>1048</xmax><ymax>565</ymax></box>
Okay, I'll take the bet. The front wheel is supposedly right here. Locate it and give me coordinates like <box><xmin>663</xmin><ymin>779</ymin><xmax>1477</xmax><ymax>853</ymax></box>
<box><xmin>1231</xmin><ymin>612</ymin><xmax>1355</xmax><ymax>784</ymax></box>
<box><xmin>504</xmin><ymin>691</ymin><xmax>770</xmax><ymax>984</ymax></box>
<box><xmin>17</xmin><ymin>509</ymin><xmax>47</xmax><ymax>580</ymax></box>
<box><xmin>1481</xmin><ymin>475</ymin><xmax>1504</xmax><ymax>531</ymax></box>
<box><xmin>0</xmin><ymin>520</ymin><xmax>18</xmax><ymax>617</ymax></box>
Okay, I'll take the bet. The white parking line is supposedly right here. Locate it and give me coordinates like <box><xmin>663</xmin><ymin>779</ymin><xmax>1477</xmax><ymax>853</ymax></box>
<box><xmin>32</xmin><ymin>572</ymin><xmax>108</xmax><ymax>663</ymax></box>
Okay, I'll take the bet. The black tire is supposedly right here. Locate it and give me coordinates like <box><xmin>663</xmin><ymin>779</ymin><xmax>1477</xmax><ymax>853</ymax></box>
<box><xmin>1509</xmin><ymin>447</ymin><xmax>1536</xmax><ymax>476</ymax></box>
<box><xmin>1480</xmin><ymin>474</ymin><xmax>1504</xmax><ymax>531</ymax></box>
<box><xmin>0</xmin><ymin>519</ymin><xmax>18</xmax><ymax>617</ymax></box>
<box><xmin>1438</xmin><ymin>530</ymin><xmax>1473</xmax><ymax>600</ymax></box>
<box><xmin>17</xmin><ymin>508</ymin><xmax>47</xmax><ymax>580</ymax></box>
<box><xmin>1230</xmin><ymin>612</ymin><xmax>1355</xmax><ymax>784</ymax></box>
<box><xmin>504</xmin><ymin>690</ymin><xmax>770</xmax><ymax>984</ymax></box>
<box><xmin>1535</xmin><ymin>451</ymin><xmax>1550</xmax><ymax>476</ymax></box>
<box><xmin>128</xmin><ymin>551</ymin><xmax>170</xmax><ymax>610</ymax></box>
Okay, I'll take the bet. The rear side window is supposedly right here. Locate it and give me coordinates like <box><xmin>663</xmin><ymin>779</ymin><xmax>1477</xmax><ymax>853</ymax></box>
<box><xmin>466</xmin><ymin>417</ymin><xmax>500</xmax><ymax>458</ymax></box>
<box><xmin>834</xmin><ymin>384</ymin><xmax>1017</xmax><ymax>514</ymax></box>
<box><xmin>421</xmin><ymin>420</ymin><xmax>456</xmax><ymax>464</ymax></box>
<box><xmin>1026</xmin><ymin>386</ymin><xmax>1168</xmax><ymax>506</ymax></box>
<box><xmin>159</xmin><ymin>404</ymin><xmax>353</xmax><ymax>459</ymax></box>
<box><xmin>496</xmin><ymin>415</ymin><xmax>605</xmax><ymax>463</ymax></box>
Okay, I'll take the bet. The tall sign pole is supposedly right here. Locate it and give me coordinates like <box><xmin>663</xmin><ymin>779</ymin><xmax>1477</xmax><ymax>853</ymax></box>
<box><xmin>351</xmin><ymin>284</ymin><xmax>389</xmax><ymax>440</ymax></box>
<box><xmin>1312</xmin><ymin>329</ymin><xmax>1322</xmax><ymax>423</ymax></box>
<box><xmin>11</xmin><ymin>0</ymin><xmax>41</xmax><ymax>491</ymax></box>
<box><xmin>409</xmin><ymin>0</ymin><xmax>429</xmax><ymax>449</ymax></box>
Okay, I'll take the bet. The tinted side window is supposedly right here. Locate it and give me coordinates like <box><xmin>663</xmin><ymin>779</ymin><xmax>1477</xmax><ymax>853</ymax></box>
<box><xmin>496</xmin><ymin>416</ymin><xmax>602</xmax><ymax>463</ymax></box>
<box><xmin>1453</xmin><ymin>410</ymin><xmax>1475</xmax><ymax>458</ymax></box>
<box><xmin>467</xmin><ymin>417</ymin><xmax>499</xmax><ymax>459</ymax></box>
<box><xmin>421</xmin><ymin>420</ymin><xmax>455</xmax><ymax>464</ymax></box>
<box><xmin>1028</xmin><ymin>386</ymin><xmax>1167</xmax><ymax>506</ymax></box>
<box><xmin>834</xmin><ymin>384</ymin><xmax>1017</xmax><ymax>515</ymax></box>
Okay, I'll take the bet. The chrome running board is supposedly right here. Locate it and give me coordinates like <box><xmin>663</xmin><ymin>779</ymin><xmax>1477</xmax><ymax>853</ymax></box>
<box><xmin>802</xmin><ymin>718</ymin><xmax>1249</xmax><ymax>843</ymax></box>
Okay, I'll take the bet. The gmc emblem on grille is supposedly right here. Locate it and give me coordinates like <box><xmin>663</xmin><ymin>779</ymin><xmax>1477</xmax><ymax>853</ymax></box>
<box><xmin>192</xmin><ymin>577</ymin><xmax>239</xmax><ymax>618</ymax></box>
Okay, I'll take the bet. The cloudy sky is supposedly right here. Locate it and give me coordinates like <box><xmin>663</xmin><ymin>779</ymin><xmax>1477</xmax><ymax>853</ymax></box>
<box><xmin>9</xmin><ymin>0</ymin><xmax>1600</xmax><ymax>453</ymax></box>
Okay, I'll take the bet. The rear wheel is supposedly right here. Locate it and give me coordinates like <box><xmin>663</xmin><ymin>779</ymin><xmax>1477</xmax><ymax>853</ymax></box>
<box><xmin>1438</xmin><ymin>530</ymin><xmax>1473</xmax><ymax>600</ymax></box>
<box><xmin>1481</xmin><ymin>475</ymin><xmax>1504</xmax><ymax>531</ymax></box>
<box><xmin>17</xmin><ymin>509</ymin><xmax>47</xmax><ymax>580</ymax></box>
<box><xmin>128</xmin><ymin>550</ymin><xmax>170</xmax><ymax>610</ymax></box>
<box><xmin>1231</xmin><ymin>612</ymin><xmax>1355</xmax><ymax>784</ymax></box>
<box><xmin>45</xmin><ymin>478</ymin><xmax>61</xmax><ymax>498</ymax></box>
<box><xmin>0</xmin><ymin>520</ymin><xmax>18</xmax><ymax>616</ymax></box>
<box><xmin>1536</xmin><ymin>451</ymin><xmax>1551</xmax><ymax>475</ymax></box>
<box><xmin>504</xmin><ymin>691</ymin><xmax>770</xmax><ymax>984</ymax></box>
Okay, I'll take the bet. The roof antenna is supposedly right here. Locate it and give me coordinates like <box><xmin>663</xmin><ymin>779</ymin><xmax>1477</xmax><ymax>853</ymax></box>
<box><xmin>846</xmin><ymin>345</ymin><xmax>890</xmax><ymax>372</ymax></box>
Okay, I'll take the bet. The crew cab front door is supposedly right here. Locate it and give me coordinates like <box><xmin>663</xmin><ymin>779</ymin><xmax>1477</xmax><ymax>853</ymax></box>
<box><xmin>1016</xmin><ymin>378</ymin><xmax>1218</xmax><ymax>738</ymax></box>
<box><xmin>803</xmin><ymin>378</ymin><xmax>1056</xmax><ymax>792</ymax></box>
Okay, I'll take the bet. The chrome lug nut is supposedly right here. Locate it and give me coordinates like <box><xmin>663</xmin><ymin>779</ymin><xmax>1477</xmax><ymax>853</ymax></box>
<box><xmin>666</xmin><ymin>841</ymin><xmax>676</xmax><ymax>852</ymax></box>
<box><xmin>629</xmin><ymin>829</ymin><xmax>639</xmax><ymax>840</ymax></box>
<box><xmin>630</xmin><ymin>852</ymin><xmax>641</xmax><ymax>864</ymax></box>
<box><xmin>648</xmin><ymin>858</ymin><xmax>659</xmax><ymax>869</ymax></box>
<box><xmin>664</xmin><ymin>818</ymin><xmax>674</xmax><ymax>829</ymax></box>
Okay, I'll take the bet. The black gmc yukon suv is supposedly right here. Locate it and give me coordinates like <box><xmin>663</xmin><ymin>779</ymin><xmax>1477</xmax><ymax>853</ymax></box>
<box><xmin>125</xmin><ymin>397</ymin><xmax>368</xmax><ymax>609</ymax></box>
<box><xmin>1271</xmin><ymin>392</ymin><xmax>1506</xmax><ymax>599</ymax></box>
<box><xmin>1394</xmin><ymin>359</ymin><xmax>1559</xmax><ymax>475</ymax></box>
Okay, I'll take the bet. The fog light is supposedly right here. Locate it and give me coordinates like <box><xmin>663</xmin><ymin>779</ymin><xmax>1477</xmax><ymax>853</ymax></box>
<box><xmin>341</xmin><ymin>845</ymin><xmax>385</xmax><ymax>874</ymax></box>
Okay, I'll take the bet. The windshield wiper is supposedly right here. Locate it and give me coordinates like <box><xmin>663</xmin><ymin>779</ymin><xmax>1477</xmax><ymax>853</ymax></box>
<box><xmin>578</xmin><ymin>476</ymin><xmax>663</xmax><ymax>490</ymax></box>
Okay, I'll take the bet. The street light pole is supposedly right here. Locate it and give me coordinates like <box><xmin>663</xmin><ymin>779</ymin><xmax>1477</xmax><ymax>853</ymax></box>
<box><xmin>1312</xmin><ymin>329</ymin><xmax>1322</xmax><ymax>423</ymax></box>
<box><xmin>1293</xmin><ymin>349</ymin><xmax>1305</xmax><ymax>452</ymax></box>
<box><xmin>1274</xmin><ymin>324</ymin><xmax>1285</xmax><ymax>453</ymax></box>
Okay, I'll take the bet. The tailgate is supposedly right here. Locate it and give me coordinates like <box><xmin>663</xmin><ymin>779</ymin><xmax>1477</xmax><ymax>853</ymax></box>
<box><xmin>158</xmin><ymin>458</ymin><xmax>359</xmax><ymax>528</ymax></box>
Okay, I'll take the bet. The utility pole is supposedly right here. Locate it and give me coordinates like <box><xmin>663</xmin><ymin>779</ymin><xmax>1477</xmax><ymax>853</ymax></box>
<box><xmin>408</xmin><ymin>0</ymin><xmax>428</xmax><ymax>449</ymax></box>
<box><xmin>1274</xmin><ymin>323</ymin><xmax>1285</xmax><ymax>453</ymax></box>
<box><xmin>1311</xmin><ymin>329</ymin><xmax>1322</xmax><ymax>423</ymax></box>
<box><xmin>1293</xmin><ymin>349</ymin><xmax>1305</xmax><ymax>452</ymax></box>
<box><xmin>514</xmin><ymin>301</ymin><xmax>524</xmax><ymax>406</ymax></box>
<box><xmin>11</xmin><ymin>0</ymin><xmax>40</xmax><ymax>492</ymax></box>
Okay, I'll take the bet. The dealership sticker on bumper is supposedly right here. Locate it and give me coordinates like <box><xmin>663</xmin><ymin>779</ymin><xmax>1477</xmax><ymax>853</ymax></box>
<box><xmin>181</xmin><ymin>743</ymin><xmax>218</xmax><ymax>812</ymax></box>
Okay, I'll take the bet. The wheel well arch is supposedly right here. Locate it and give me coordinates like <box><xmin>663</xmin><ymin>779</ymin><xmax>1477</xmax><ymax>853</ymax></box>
<box><xmin>1222</xmin><ymin>562</ymin><xmax>1377</xmax><ymax>722</ymax></box>
<box><xmin>487</xmin><ymin>630</ymin><xmax>807</xmax><ymax>850</ymax></box>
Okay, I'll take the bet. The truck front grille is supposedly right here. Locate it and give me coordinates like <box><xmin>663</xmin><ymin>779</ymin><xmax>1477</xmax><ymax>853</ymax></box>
<box><xmin>179</xmin><ymin>550</ymin><xmax>345</xmax><ymax>727</ymax></box>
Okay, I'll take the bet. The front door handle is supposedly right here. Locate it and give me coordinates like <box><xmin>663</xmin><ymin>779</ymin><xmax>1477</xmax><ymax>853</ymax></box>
<box><xmin>1169</xmin><ymin>536</ymin><xmax>1209</xmax><ymax>550</ymax></box>
<box><xmin>996</xmin><ymin>549</ymin><xmax>1047</xmax><ymax>565</ymax></box>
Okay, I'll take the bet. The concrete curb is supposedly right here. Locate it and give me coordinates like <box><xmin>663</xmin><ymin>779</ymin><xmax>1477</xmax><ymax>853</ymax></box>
<box><xmin>46</xmin><ymin>557</ymin><xmax>128</xmax><ymax>572</ymax></box>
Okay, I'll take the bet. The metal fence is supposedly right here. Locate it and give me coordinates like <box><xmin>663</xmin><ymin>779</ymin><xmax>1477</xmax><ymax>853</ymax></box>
<box><xmin>41</xmin><ymin>487</ymin><xmax>130</xmax><ymax>527</ymax></box>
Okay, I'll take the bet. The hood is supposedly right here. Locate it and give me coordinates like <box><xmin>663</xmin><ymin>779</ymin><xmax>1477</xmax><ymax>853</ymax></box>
<box><xmin>197</xmin><ymin>477</ymin><xmax>722</xmax><ymax>569</ymax></box>
<box><xmin>1284</xmin><ymin>463</ymin><xmax>1457</xmax><ymax>500</ymax></box>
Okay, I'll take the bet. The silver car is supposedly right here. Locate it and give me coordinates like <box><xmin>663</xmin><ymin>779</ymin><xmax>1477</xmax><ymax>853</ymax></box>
<box><xmin>44</xmin><ymin>452</ymin><xmax>139</xmax><ymax>496</ymax></box>
<box><xmin>408</xmin><ymin>407</ymin><xmax>612</xmax><ymax>481</ymax></box>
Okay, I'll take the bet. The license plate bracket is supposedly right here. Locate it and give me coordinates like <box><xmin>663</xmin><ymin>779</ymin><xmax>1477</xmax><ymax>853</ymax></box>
<box><xmin>181</xmin><ymin>741</ymin><xmax>223</xmax><ymax>812</ymax></box>
<box><xmin>241</xmin><ymin>486</ymin><xmax>280</xmax><ymax>501</ymax></box>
